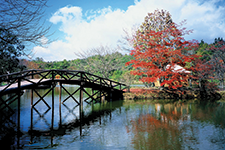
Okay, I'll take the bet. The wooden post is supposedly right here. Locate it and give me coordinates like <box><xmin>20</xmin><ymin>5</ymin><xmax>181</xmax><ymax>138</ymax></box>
<box><xmin>91</xmin><ymin>89</ymin><xmax>94</xmax><ymax>111</ymax></box>
<box><xmin>100</xmin><ymin>78</ymin><xmax>103</xmax><ymax>104</ymax></box>
<box><xmin>91</xmin><ymin>89</ymin><xmax>95</xmax><ymax>123</ymax></box>
<box><xmin>30</xmin><ymin>88</ymin><xmax>34</xmax><ymax>144</ymax></box>
<box><xmin>101</xmin><ymin>94</ymin><xmax>105</xmax><ymax>104</ymax></box>
<box><xmin>99</xmin><ymin>102</ymin><xmax>101</xmax><ymax>125</ymax></box>
<box><xmin>31</xmin><ymin>70</ymin><xmax>34</xmax><ymax>79</ymax></box>
<box><xmin>50</xmin><ymin>82</ymin><xmax>55</xmax><ymax>147</ymax></box>
<box><xmin>17</xmin><ymin>78</ymin><xmax>21</xmax><ymax>148</ymax></box>
<box><xmin>79</xmin><ymin>86</ymin><xmax>83</xmax><ymax>136</ymax></box>
<box><xmin>110</xmin><ymin>92</ymin><xmax>112</xmax><ymax>120</ymax></box>
<box><xmin>51</xmin><ymin>83</ymin><xmax>54</xmax><ymax>130</ymax></box>
<box><xmin>59</xmin><ymin>83</ymin><xmax>62</xmax><ymax>127</ymax></box>
<box><xmin>80</xmin><ymin>73</ymin><xmax>83</xmax><ymax>136</ymax></box>
<box><xmin>80</xmin><ymin>86</ymin><xmax>83</xmax><ymax>115</ymax></box>
<box><xmin>99</xmin><ymin>85</ymin><xmax>102</xmax><ymax>125</ymax></box>
<box><xmin>110</xmin><ymin>91</ymin><xmax>113</xmax><ymax>102</ymax></box>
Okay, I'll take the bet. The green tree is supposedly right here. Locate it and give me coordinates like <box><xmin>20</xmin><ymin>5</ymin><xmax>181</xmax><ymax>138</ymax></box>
<box><xmin>59</xmin><ymin>59</ymin><xmax>70</xmax><ymax>69</ymax></box>
<box><xmin>120</xmin><ymin>70</ymin><xmax>136</xmax><ymax>91</ymax></box>
<box><xmin>33</xmin><ymin>57</ymin><xmax>45</xmax><ymax>69</ymax></box>
<box><xmin>75</xmin><ymin>45</ymin><xmax>124</xmax><ymax>79</ymax></box>
<box><xmin>196</xmin><ymin>40</ymin><xmax>211</xmax><ymax>61</ymax></box>
<box><xmin>0</xmin><ymin>0</ymin><xmax>51</xmax><ymax>74</ymax></box>
<box><xmin>0</xmin><ymin>29</ymin><xmax>26</xmax><ymax>74</ymax></box>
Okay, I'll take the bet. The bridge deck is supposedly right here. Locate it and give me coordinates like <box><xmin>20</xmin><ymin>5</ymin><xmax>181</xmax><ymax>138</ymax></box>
<box><xmin>0</xmin><ymin>79</ymin><xmax>52</xmax><ymax>94</ymax></box>
<box><xmin>0</xmin><ymin>69</ymin><xmax>126</xmax><ymax>95</ymax></box>
<box><xmin>0</xmin><ymin>79</ymin><xmax>123</xmax><ymax>95</ymax></box>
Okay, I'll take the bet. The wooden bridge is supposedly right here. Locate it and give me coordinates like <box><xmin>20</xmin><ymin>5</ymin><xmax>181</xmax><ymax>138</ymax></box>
<box><xmin>0</xmin><ymin>69</ymin><xmax>126</xmax><ymax>96</ymax></box>
<box><xmin>0</xmin><ymin>69</ymin><xmax>127</xmax><ymax>146</ymax></box>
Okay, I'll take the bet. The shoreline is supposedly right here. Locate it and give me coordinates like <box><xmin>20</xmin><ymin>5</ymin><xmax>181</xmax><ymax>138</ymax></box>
<box><xmin>123</xmin><ymin>88</ymin><xmax>223</xmax><ymax>101</ymax></box>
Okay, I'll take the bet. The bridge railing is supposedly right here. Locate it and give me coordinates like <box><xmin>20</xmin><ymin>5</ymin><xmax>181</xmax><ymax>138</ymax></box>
<box><xmin>0</xmin><ymin>69</ymin><xmax>127</xmax><ymax>92</ymax></box>
<box><xmin>0</xmin><ymin>70</ymin><xmax>54</xmax><ymax>94</ymax></box>
<box><xmin>53</xmin><ymin>70</ymin><xmax>127</xmax><ymax>90</ymax></box>
<box><xmin>0</xmin><ymin>70</ymin><xmax>50</xmax><ymax>82</ymax></box>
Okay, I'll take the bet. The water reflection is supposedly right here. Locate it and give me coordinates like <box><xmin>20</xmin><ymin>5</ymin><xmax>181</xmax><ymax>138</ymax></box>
<box><xmin>1</xmin><ymin>84</ymin><xmax>122</xmax><ymax>149</ymax></box>
<box><xmin>126</xmin><ymin>102</ymin><xmax>225</xmax><ymax>150</ymax></box>
<box><xmin>1</xmin><ymin>86</ymin><xmax>225</xmax><ymax>149</ymax></box>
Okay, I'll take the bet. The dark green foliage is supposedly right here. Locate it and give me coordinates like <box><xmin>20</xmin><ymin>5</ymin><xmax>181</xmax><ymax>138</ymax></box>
<box><xmin>25</xmin><ymin>53</ymin><xmax>134</xmax><ymax>82</ymax></box>
<box><xmin>0</xmin><ymin>0</ymin><xmax>50</xmax><ymax>75</ymax></box>
<box><xmin>0</xmin><ymin>28</ymin><xmax>26</xmax><ymax>75</ymax></box>
<box><xmin>213</xmin><ymin>37</ymin><xmax>224</xmax><ymax>44</ymax></box>
<box><xmin>195</xmin><ymin>40</ymin><xmax>211</xmax><ymax>61</ymax></box>
<box><xmin>196</xmin><ymin>38</ymin><xmax>225</xmax><ymax>61</ymax></box>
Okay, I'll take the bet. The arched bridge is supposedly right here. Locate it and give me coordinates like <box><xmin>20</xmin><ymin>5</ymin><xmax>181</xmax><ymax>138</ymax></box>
<box><xmin>0</xmin><ymin>69</ymin><xmax>127</xmax><ymax>100</ymax></box>
<box><xmin>0</xmin><ymin>70</ymin><xmax>127</xmax><ymax>144</ymax></box>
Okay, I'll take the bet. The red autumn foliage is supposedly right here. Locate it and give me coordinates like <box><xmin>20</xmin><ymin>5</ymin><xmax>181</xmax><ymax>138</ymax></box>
<box><xmin>126</xmin><ymin>11</ymin><xmax>212</xmax><ymax>90</ymax></box>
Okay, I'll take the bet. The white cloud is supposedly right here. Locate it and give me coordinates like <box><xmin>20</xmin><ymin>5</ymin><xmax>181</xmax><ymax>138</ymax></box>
<box><xmin>33</xmin><ymin>0</ymin><xmax>225</xmax><ymax>61</ymax></box>
<box><xmin>50</xmin><ymin>5</ymin><xmax>82</xmax><ymax>24</ymax></box>
<box><xmin>33</xmin><ymin>40</ymin><xmax>73</xmax><ymax>61</ymax></box>
<box><xmin>40</xmin><ymin>36</ymin><xmax>49</xmax><ymax>45</ymax></box>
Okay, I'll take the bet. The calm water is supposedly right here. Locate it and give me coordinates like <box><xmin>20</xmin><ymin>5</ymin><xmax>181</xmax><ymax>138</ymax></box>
<box><xmin>1</xmin><ymin>85</ymin><xmax>225</xmax><ymax>149</ymax></box>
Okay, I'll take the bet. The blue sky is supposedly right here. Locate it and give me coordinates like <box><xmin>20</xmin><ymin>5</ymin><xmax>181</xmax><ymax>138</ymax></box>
<box><xmin>43</xmin><ymin>0</ymin><xmax>136</xmax><ymax>42</ymax></box>
<box><xmin>33</xmin><ymin>0</ymin><xmax>225</xmax><ymax>61</ymax></box>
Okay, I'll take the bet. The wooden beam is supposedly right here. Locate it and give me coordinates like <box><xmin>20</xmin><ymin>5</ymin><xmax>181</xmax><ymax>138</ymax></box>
<box><xmin>61</xmin><ymin>85</ymin><xmax>80</xmax><ymax>105</ymax></box>
<box><xmin>79</xmin><ymin>85</ymin><xmax>83</xmax><ymax>136</ymax></box>
<box><xmin>51</xmin><ymin>82</ymin><xmax>55</xmax><ymax>130</ymax></box>
<box><xmin>59</xmin><ymin>83</ymin><xmax>62</xmax><ymax>127</ymax></box>
<box><xmin>17</xmin><ymin>78</ymin><xmax>21</xmax><ymax>148</ymax></box>
<box><xmin>30</xmin><ymin>89</ymin><xmax>34</xmax><ymax>144</ymax></box>
<box><xmin>82</xmin><ymin>88</ymin><xmax>100</xmax><ymax>104</ymax></box>
<box><xmin>33</xmin><ymin>88</ymin><xmax>51</xmax><ymax>109</ymax></box>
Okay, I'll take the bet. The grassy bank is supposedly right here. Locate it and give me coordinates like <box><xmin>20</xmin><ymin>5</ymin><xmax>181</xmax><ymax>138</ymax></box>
<box><xmin>123</xmin><ymin>87</ymin><xmax>222</xmax><ymax>101</ymax></box>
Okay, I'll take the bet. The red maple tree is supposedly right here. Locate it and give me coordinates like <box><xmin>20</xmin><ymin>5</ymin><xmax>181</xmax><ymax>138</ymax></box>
<box><xmin>126</xmin><ymin>10</ymin><xmax>208</xmax><ymax>90</ymax></box>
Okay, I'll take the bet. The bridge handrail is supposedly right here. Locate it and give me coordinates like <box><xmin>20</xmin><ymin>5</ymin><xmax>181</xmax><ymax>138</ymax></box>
<box><xmin>0</xmin><ymin>70</ymin><xmax>50</xmax><ymax>82</ymax></box>
<box><xmin>54</xmin><ymin>69</ymin><xmax>127</xmax><ymax>89</ymax></box>
<box><xmin>0</xmin><ymin>69</ymin><xmax>127</xmax><ymax>90</ymax></box>
<box><xmin>80</xmin><ymin>71</ymin><xmax>126</xmax><ymax>86</ymax></box>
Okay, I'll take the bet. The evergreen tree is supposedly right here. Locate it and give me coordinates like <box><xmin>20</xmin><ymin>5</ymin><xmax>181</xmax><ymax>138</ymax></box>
<box><xmin>0</xmin><ymin>28</ymin><xmax>26</xmax><ymax>75</ymax></box>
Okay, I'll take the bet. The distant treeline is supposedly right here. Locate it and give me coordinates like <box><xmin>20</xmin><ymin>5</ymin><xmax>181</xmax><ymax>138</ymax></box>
<box><xmin>20</xmin><ymin>52</ymin><xmax>135</xmax><ymax>82</ymax></box>
<box><xmin>20</xmin><ymin>37</ymin><xmax>225</xmax><ymax>86</ymax></box>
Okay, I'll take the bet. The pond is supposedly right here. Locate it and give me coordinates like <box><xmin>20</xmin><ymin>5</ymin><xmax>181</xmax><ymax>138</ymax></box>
<box><xmin>1</xmin><ymin>85</ymin><xmax>225</xmax><ymax>149</ymax></box>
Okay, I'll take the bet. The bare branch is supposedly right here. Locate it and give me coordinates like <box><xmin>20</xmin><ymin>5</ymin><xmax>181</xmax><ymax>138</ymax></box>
<box><xmin>0</xmin><ymin>0</ymin><xmax>52</xmax><ymax>48</ymax></box>
<box><xmin>75</xmin><ymin>45</ymin><xmax>123</xmax><ymax>78</ymax></box>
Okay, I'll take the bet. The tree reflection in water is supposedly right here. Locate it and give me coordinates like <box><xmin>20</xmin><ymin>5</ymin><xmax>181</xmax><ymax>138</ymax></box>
<box><xmin>127</xmin><ymin>102</ymin><xmax>225</xmax><ymax>150</ymax></box>
<box><xmin>1</xmin><ymin>87</ymin><xmax>225</xmax><ymax>149</ymax></box>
